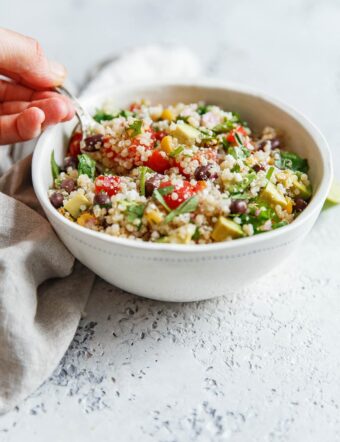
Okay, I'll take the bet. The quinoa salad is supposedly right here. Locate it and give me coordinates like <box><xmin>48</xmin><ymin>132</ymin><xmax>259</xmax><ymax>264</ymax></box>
<box><xmin>49</xmin><ymin>100</ymin><xmax>312</xmax><ymax>244</ymax></box>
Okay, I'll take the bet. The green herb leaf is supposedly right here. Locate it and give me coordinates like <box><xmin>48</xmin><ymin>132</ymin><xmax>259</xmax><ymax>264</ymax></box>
<box><xmin>229</xmin><ymin>192</ymin><xmax>252</xmax><ymax>200</ymax></box>
<box><xmin>169</xmin><ymin>146</ymin><xmax>184</xmax><ymax>158</ymax></box>
<box><xmin>93</xmin><ymin>109</ymin><xmax>134</xmax><ymax>122</ymax></box>
<box><xmin>231</xmin><ymin>164</ymin><xmax>241</xmax><ymax>173</ymax></box>
<box><xmin>176</xmin><ymin>116</ymin><xmax>190</xmax><ymax>124</ymax></box>
<box><xmin>197</xmin><ymin>104</ymin><xmax>208</xmax><ymax>115</ymax></box>
<box><xmin>229</xmin><ymin>171</ymin><xmax>256</xmax><ymax>194</ymax></box>
<box><xmin>212</xmin><ymin>120</ymin><xmax>235</xmax><ymax>134</ymax></box>
<box><xmin>158</xmin><ymin>186</ymin><xmax>174</xmax><ymax>196</ymax></box>
<box><xmin>128</xmin><ymin>119</ymin><xmax>143</xmax><ymax>137</ymax></box>
<box><xmin>234</xmin><ymin>131</ymin><xmax>243</xmax><ymax>146</ymax></box>
<box><xmin>119</xmin><ymin>110</ymin><xmax>133</xmax><ymax>118</ymax></box>
<box><xmin>93</xmin><ymin>111</ymin><xmax>115</xmax><ymax>122</ymax></box>
<box><xmin>153</xmin><ymin>189</ymin><xmax>171</xmax><ymax>212</ymax></box>
<box><xmin>78</xmin><ymin>154</ymin><xmax>96</xmax><ymax>179</ymax></box>
<box><xmin>228</xmin><ymin>145</ymin><xmax>250</xmax><ymax>160</ymax></box>
<box><xmin>192</xmin><ymin>226</ymin><xmax>200</xmax><ymax>240</ymax></box>
<box><xmin>164</xmin><ymin>195</ymin><xmax>199</xmax><ymax>224</ymax></box>
<box><xmin>54</xmin><ymin>177</ymin><xmax>62</xmax><ymax>188</ymax></box>
<box><xmin>126</xmin><ymin>202</ymin><xmax>145</xmax><ymax>223</ymax></box>
<box><xmin>221</xmin><ymin>137</ymin><xmax>231</xmax><ymax>152</ymax></box>
<box><xmin>272</xmin><ymin>220</ymin><xmax>288</xmax><ymax>229</ymax></box>
<box><xmin>239</xmin><ymin>203</ymin><xmax>278</xmax><ymax>234</ymax></box>
<box><xmin>155</xmin><ymin>236</ymin><xmax>170</xmax><ymax>243</ymax></box>
<box><xmin>231</xmin><ymin>112</ymin><xmax>241</xmax><ymax>123</ymax></box>
<box><xmin>265</xmin><ymin>166</ymin><xmax>275</xmax><ymax>183</ymax></box>
<box><xmin>139</xmin><ymin>166</ymin><xmax>147</xmax><ymax>196</ymax></box>
<box><xmin>51</xmin><ymin>151</ymin><xmax>60</xmax><ymax>180</ymax></box>
<box><xmin>139</xmin><ymin>166</ymin><xmax>154</xmax><ymax>196</ymax></box>
<box><xmin>275</xmin><ymin>151</ymin><xmax>309</xmax><ymax>173</ymax></box>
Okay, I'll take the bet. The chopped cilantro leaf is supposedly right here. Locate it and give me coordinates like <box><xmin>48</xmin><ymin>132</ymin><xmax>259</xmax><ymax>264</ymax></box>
<box><xmin>158</xmin><ymin>186</ymin><xmax>174</xmax><ymax>196</ymax></box>
<box><xmin>212</xmin><ymin>120</ymin><xmax>235</xmax><ymax>134</ymax></box>
<box><xmin>229</xmin><ymin>171</ymin><xmax>256</xmax><ymax>194</ymax></box>
<box><xmin>51</xmin><ymin>151</ymin><xmax>60</xmax><ymax>180</ymax></box>
<box><xmin>119</xmin><ymin>110</ymin><xmax>133</xmax><ymax>118</ymax></box>
<box><xmin>126</xmin><ymin>202</ymin><xmax>145</xmax><ymax>223</ymax></box>
<box><xmin>275</xmin><ymin>151</ymin><xmax>309</xmax><ymax>173</ymax></box>
<box><xmin>153</xmin><ymin>189</ymin><xmax>171</xmax><ymax>212</ymax></box>
<box><xmin>139</xmin><ymin>166</ymin><xmax>147</xmax><ymax>196</ymax></box>
<box><xmin>192</xmin><ymin>226</ymin><xmax>200</xmax><ymax>240</ymax></box>
<box><xmin>164</xmin><ymin>195</ymin><xmax>199</xmax><ymax>224</ymax></box>
<box><xmin>128</xmin><ymin>119</ymin><xmax>143</xmax><ymax>137</ymax></box>
<box><xmin>265</xmin><ymin>166</ymin><xmax>275</xmax><ymax>184</ymax></box>
<box><xmin>197</xmin><ymin>104</ymin><xmax>208</xmax><ymax>115</ymax></box>
<box><xmin>77</xmin><ymin>154</ymin><xmax>96</xmax><ymax>179</ymax></box>
<box><xmin>93</xmin><ymin>111</ymin><xmax>115</xmax><ymax>122</ymax></box>
<box><xmin>169</xmin><ymin>146</ymin><xmax>184</xmax><ymax>158</ymax></box>
<box><xmin>228</xmin><ymin>145</ymin><xmax>250</xmax><ymax>160</ymax></box>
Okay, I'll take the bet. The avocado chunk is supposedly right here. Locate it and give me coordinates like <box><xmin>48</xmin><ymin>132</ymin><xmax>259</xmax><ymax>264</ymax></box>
<box><xmin>169</xmin><ymin>224</ymin><xmax>196</xmax><ymax>244</ymax></box>
<box><xmin>261</xmin><ymin>181</ymin><xmax>288</xmax><ymax>208</ymax></box>
<box><xmin>292</xmin><ymin>179</ymin><xmax>312</xmax><ymax>199</ymax></box>
<box><xmin>212</xmin><ymin>216</ymin><xmax>244</xmax><ymax>242</ymax></box>
<box><xmin>170</xmin><ymin>123</ymin><xmax>200</xmax><ymax>145</ymax></box>
<box><xmin>64</xmin><ymin>193</ymin><xmax>90</xmax><ymax>218</ymax></box>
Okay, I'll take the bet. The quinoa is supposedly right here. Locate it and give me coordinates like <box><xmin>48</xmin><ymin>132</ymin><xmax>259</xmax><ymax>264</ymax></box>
<box><xmin>49</xmin><ymin>100</ymin><xmax>312</xmax><ymax>244</ymax></box>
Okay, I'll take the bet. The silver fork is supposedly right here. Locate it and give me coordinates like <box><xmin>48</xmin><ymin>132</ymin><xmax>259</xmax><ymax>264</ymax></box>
<box><xmin>55</xmin><ymin>85</ymin><xmax>99</xmax><ymax>136</ymax></box>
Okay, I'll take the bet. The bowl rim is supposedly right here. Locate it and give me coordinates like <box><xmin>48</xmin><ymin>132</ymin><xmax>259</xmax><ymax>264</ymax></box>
<box><xmin>32</xmin><ymin>78</ymin><xmax>333</xmax><ymax>253</ymax></box>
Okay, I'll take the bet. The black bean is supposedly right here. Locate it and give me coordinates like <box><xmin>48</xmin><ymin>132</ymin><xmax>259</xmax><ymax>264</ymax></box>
<box><xmin>253</xmin><ymin>163</ymin><xmax>265</xmax><ymax>173</ymax></box>
<box><xmin>256</xmin><ymin>140</ymin><xmax>268</xmax><ymax>151</ymax></box>
<box><xmin>60</xmin><ymin>178</ymin><xmax>75</xmax><ymax>193</ymax></box>
<box><xmin>230</xmin><ymin>199</ymin><xmax>248</xmax><ymax>214</ymax></box>
<box><xmin>194</xmin><ymin>165</ymin><xmax>217</xmax><ymax>181</ymax></box>
<box><xmin>145</xmin><ymin>174</ymin><xmax>163</xmax><ymax>197</ymax></box>
<box><xmin>294</xmin><ymin>198</ymin><xmax>308</xmax><ymax>212</ymax></box>
<box><xmin>64</xmin><ymin>156</ymin><xmax>78</xmax><ymax>170</ymax></box>
<box><xmin>50</xmin><ymin>192</ymin><xmax>64</xmax><ymax>208</ymax></box>
<box><xmin>94</xmin><ymin>192</ymin><xmax>111</xmax><ymax>207</ymax></box>
<box><xmin>83</xmin><ymin>134</ymin><xmax>103</xmax><ymax>151</ymax></box>
<box><xmin>271</xmin><ymin>138</ymin><xmax>281</xmax><ymax>149</ymax></box>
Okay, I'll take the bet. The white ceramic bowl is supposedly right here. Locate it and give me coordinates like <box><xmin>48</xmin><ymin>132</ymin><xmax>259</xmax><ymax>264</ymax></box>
<box><xmin>32</xmin><ymin>80</ymin><xmax>332</xmax><ymax>302</ymax></box>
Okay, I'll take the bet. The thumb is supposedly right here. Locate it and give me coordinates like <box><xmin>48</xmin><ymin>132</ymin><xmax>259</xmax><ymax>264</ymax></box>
<box><xmin>0</xmin><ymin>28</ymin><xmax>67</xmax><ymax>89</ymax></box>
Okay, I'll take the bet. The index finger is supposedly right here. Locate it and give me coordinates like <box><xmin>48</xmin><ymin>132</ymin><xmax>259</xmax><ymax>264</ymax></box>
<box><xmin>0</xmin><ymin>79</ymin><xmax>61</xmax><ymax>102</ymax></box>
<box><xmin>0</xmin><ymin>28</ymin><xmax>66</xmax><ymax>89</ymax></box>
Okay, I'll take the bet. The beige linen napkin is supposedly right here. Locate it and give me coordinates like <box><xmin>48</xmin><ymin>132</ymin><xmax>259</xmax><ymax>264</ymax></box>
<box><xmin>0</xmin><ymin>45</ymin><xmax>201</xmax><ymax>414</ymax></box>
<box><xmin>0</xmin><ymin>155</ymin><xmax>95</xmax><ymax>414</ymax></box>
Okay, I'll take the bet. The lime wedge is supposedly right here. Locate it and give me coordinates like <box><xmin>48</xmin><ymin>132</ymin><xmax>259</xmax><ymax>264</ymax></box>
<box><xmin>326</xmin><ymin>180</ymin><xmax>340</xmax><ymax>205</ymax></box>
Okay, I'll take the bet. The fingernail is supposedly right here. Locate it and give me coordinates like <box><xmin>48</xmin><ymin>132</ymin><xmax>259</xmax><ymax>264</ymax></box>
<box><xmin>49</xmin><ymin>60</ymin><xmax>67</xmax><ymax>84</ymax></box>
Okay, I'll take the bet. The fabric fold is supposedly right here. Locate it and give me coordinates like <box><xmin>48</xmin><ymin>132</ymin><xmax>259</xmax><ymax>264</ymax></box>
<box><xmin>0</xmin><ymin>156</ymin><xmax>95</xmax><ymax>414</ymax></box>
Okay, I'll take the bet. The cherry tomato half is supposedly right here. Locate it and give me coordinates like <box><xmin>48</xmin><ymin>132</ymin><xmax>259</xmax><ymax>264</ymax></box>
<box><xmin>145</xmin><ymin>150</ymin><xmax>171</xmax><ymax>174</ymax></box>
<box><xmin>159</xmin><ymin>180</ymin><xmax>198</xmax><ymax>209</ymax></box>
<box><xmin>226</xmin><ymin>126</ymin><xmax>248</xmax><ymax>144</ymax></box>
<box><xmin>152</xmin><ymin>130</ymin><xmax>167</xmax><ymax>142</ymax></box>
<box><xmin>95</xmin><ymin>175</ymin><xmax>121</xmax><ymax>196</ymax></box>
<box><xmin>129</xmin><ymin>102</ymin><xmax>141</xmax><ymax>112</ymax></box>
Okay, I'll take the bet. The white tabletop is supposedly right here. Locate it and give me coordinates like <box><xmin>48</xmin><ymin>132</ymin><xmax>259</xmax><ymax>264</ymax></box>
<box><xmin>1</xmin><ymin>1</ymin><xmax>340</xmax><ymax>441</ymax></box>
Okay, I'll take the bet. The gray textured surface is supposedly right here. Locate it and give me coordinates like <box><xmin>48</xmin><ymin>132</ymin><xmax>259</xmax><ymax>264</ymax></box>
<box><xmin>1</xmin><ymin>0</ymin><xmax>340</xmax><ymax>441</ymax></box>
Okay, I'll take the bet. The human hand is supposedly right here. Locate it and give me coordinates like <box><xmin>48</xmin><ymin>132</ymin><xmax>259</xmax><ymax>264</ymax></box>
<box><xmin>0</xmin><ymin>28</ymin><xmax>75</xmax><ymax>145</ymax></box>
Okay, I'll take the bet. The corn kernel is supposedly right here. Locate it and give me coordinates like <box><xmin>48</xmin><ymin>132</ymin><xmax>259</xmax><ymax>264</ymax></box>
<box><xmin>146</xmin><ymin>210</ymin><xmax>164</xmax><ymax>225</ymax></box>
<box><xmin>286</xmin><ymin>197</ymin><xmax>293</xmax><ymax>214</ymax></box>
<box><xmin>161</xmin><ymin>108</ymin><xmax>175</xmax><ymax>121</ymax></box>
<box><xmin>160</xmin><ymin>135</ymin><xmax>174</xmax><ymax>154</ymax></box>
<box><xmin>77</xmin><ymin>212</ymin><xmax>97</xmax><ymax>227</ymax></box>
